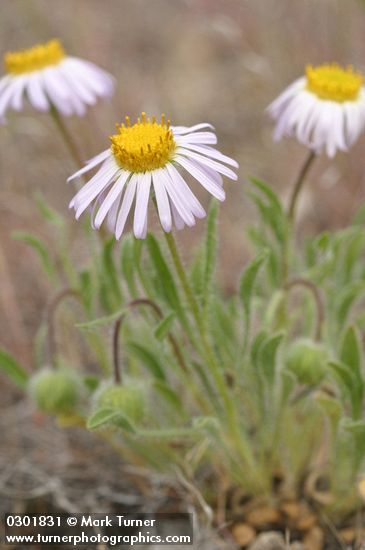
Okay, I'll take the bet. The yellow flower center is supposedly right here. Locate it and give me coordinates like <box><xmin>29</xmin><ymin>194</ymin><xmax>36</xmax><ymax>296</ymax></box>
<box><xmin>4</xmin><ymin>39</ymin><xmax>65</xmax><ymax>75</ymax></box>
<box><xmin>306</xmin><ymin>63</ymin><xmax>363</xmax><ymax>102</ymax></box>
<box><xmin>110</xmin><ymin>113</ymin><xmax>176</xmax><ymax>172</ymax></box>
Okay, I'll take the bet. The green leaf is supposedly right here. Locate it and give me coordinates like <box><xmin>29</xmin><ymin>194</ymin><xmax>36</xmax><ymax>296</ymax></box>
<box><xmin>87</xmin><ymin>407</ymin><xmax>135</xmax><ymax>432</ymax></box>
<box><xmin>146</xmin><ymin>235</ymin><xmax>185</xmax><ymax>321</ymax></box>
<box><xmin>248</xmin><ymin>177</ymin><xmax>288</xmax><ymax>243</ymax></box>
<box><xmin>328</xmin><ymin>360</ymin><xmax>362</xmax><ymax>418</ymax></box>
<box><xmin>101</xmin><ymin>237</ymin><xmax>122</xmax><ymax>305</ymax></box>
<box><xmin>79</xmin><ymin>269</ymin><xmax>93</xmax><ymax>314</ymax></box>
<box><xmin>258</xmin><ymin>332</ymin><xmax>284</xmax><ymax>386</ymax></box>
<box><xmin>342</xmin><ymin>418</ymin><xmax>365</xmax><ymax>468</ymax></box>
<box><xmin>154</xmin><ymin>313</ymin><xmax>176</xmax><ymax>340</ymax></box>
<box><xmin>126</xmin><ymin>341</ymin><xmax>166</xmax><ymax>381</ymax></box>
<box><xmin>342</xmin><ymin>229</ymin><xmax>365</xmax><ymax>282</ymax></box>
<box><xmin>340</xmin><ymin>326</ymin><xmax>364</xmax><ymax>417</ymax></box>
<box><xmin>192</xmin><ymin>361</ymin><xmax>216</xmax><ymax>401</ymax></box>
<box><xmin>251</xmin><ymin>330</ymin><xmax>268</xmax><ymax>368</ymax></box>
<box><xmin>153</xmin><ymin>380</ymin><xmax>184</xmax><ymax>414</ymax></box>
<box><xmin>240</xmin><ymin>250</ymin><xmax>268</xmax><ymax>349</ymax></box>
<box><xmin>0</xmin><ymin>348</ymin><xmax>29</xmax><ymax>389</ymax></box>
<box><xmin>280</xmin><ymin>370</ymin><xmax>296</xmax><ymax>404</ymax></box>
<box><xmin>336</xmin><ymin>281</ymin><xmax>365</xmax><ymax>327</ymax></box>
<box><xmin>202</xmin><ymin>200</ymin><xmax>219</xmax><ymax>313</ymax></box>
<box><xmin>120</xmin><ymin>234</ymin><xmax>138</xmax><ymax>298</ymax></box>
<box><xmin>341</xmin><ymin>326</ymin><xmax>363</xmax><ymax>381</ymax></box>
<box><xmin>249</xmin><ymin>177</ymin><xmax>284</xmax><ymax>212</ymax></box>
<box><xmin>34</xmin><ymin>191</ymin><xmax>64</xmax><ymax>228</ymax></box>
<box><xmin>136</xmin><ymin>427</ymin><xmax>200</xmax><ymax>440</ymax></box>
<box><xmin>83</xmin><ymin>375</ymin><xmax>100</xmax><ymax>392</ymax></box>
<box><xmin>189</xmin><ymin>249</ymin><xmax>204</xmax><ymax>298</ymax></box>
<box><xmin>76</xmin><ymin>308</ymin><xmax>126</xmax><ymax>331</ymax></box>
<box><xmin>12</xmin><ymin>231</ymin><xmax>57</xmax><ymax>281</ymax></box>
<box><xmin>192</xmin><ymin>416</ymin><xmax>220</xmax><ymax>432</ymax></box>
<box><xmin>352</xmin><ymin>202</ymin><xmax>365</xmax><ymax>225</ymax></box>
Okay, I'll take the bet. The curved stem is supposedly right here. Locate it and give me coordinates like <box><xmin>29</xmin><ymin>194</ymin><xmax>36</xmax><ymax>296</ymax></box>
<box><xmin>287</xmin><ymin>150</ymin><xmax>316</xmax><ymax>223</ymax></box>
<box><xmin>47</xmin><ymin>288</ymin><xmax>81</xmax><ymax>367</ymax></box>
<box><xmin>112</xmin><ymin>298</ymin><xmax>189</xmax><ymax>385</ymax></box>
<box><xmin>285</xmin><ymin>278</ymin><xmax>325</xmax><ymax>341</ymax></box>
<box><xmin>282</xmin><ymin>150</ymin><xmax>317</xmax><ymax>284</ymax></box>
<box><xmin>113</xmin><ymin>316</ymin><xmax>124</xmax><ymax>384</ymax></box>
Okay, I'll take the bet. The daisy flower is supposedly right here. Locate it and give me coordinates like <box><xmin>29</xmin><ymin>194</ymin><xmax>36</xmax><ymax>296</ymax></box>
<box><xmin>68</xmin><ymin>113</ymin><xmax>238</xmax><ymax>239</ymax></box>
<box><xmin>267</xmin><ymin>63</ymin><xmax>365</xmax><ymax>158</ymax></box>
<box><xmin>0</xmin><ymin>39</ymin><xmax>114</xmax><ymax>120</ymax></box>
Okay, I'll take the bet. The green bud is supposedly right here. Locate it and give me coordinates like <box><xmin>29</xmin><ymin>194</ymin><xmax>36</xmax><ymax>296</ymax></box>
<box><xmin>28</xmin><ymin>367</ymin><xmax>81</xmax><ymax>415</ymax></box>
<box><xmin>95</xmin><ymin>379</ymin><xmax>146</xmax><ymax>425</ymax></box>
<box><xmin>286</xmin><ymin>338</ymin><xmax>328</xmax><ymax>385</ymax></box>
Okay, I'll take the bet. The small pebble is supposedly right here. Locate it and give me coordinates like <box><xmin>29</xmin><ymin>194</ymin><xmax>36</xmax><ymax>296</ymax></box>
<box><xmin>246</xmin><ymin>506</ymin><xmax>281</xmax><ymax>527</ymax></box>
<box><xmin>231</xmin><ymin>523</ymin><xmax>256</xmax><ymax>546</ymax></box>
<box><xmin>303</xmin><ymin>526</ymin><xmax>324</xmax><ymax>550</ymax></box>
<box><xmin>248</xmin><ymin>531</ymin><xmax>286</xmax><ymax>550</ymax></box>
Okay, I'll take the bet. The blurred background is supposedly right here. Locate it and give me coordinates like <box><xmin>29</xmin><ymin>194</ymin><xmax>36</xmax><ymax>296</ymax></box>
<box><xmin>2</xmin><ymin>0</ymin><xmax>365</xmax><ymax>522</ymax></box>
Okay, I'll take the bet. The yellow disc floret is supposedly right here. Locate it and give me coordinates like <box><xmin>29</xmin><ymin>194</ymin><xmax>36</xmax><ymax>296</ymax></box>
<box><xmin>4</xmin><ymin>39</ymin><xmax>65</xmax><ymax>75</ymax></box>
<box><xmin>306</xmin><ymin>63</ymin><xmax>363</xmax><ymax>102</ymax></box>
<box><xmin>110</xmin><ymin>113</ymin><xmax>176</xmax><ymax>172</ymax></box>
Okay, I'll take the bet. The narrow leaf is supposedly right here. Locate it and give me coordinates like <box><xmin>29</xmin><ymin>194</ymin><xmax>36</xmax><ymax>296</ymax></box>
<box><xmin>76</xmin><ymin>308</ymin><xmax>126</xmax><ymax>331</ymax></box>
<box><xmin>202</xmin><ymin>200</ymin><xmax>219</xmax><ymax>312</ymax></box>
<box><xmin>0</xmin><ymin>348</ymin><xmax>29</xmax><ymax>388</ymax></box>
<box><xmin>126</xmin><ymin>341</ymin><xmax>166</xmax><ymax>381</ymax></box>
<box><xmin>34</xmin><ymin>191</ymin><xmax>64</xmax><ymax>228</ymax></box>
<box><xmin>240</xmin><ymin>250</ymin><xmax>268</xmax><ymax>349</ymax></box>
<box><xmin>12</xmin><ymin>231</ymin><xmax>57</xmax><ymax>281</ymax></box>
<box><xmin>87</xmin><ymin>407</ymin><xmax>135</xmax><ymax>432</ymax></box>
<box><xmin>154</xmin><ymin>313</ymin><xmax>176</xmax><ymax>340</ymax></box>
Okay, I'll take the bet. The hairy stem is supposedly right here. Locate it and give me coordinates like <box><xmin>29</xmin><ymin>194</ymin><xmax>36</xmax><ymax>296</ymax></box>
<box><xmin>287</xmin><ymin>150</ymin><xmax>316</xmax><ymax>224</ymax></box>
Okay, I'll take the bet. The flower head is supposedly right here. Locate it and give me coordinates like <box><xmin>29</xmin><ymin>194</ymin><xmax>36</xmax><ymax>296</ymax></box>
<box><xmin>0</xmin><ymin>39</ymin><xmax>114</xmax><ymax>120</ymax></box>
<box><xmin>267</xmin><ymin>63</ymin><xmax>365</xmax><ymax>157</ymax></box>
<box><xmin>68</xmin><ymin>113</ymin><xmax>238</xmax><ymax>239</ymax></box>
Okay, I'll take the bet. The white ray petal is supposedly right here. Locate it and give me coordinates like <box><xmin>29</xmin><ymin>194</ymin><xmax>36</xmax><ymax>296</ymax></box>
<box><xmin>156</xmin><ymin>168</ymin><xmax>195</xmax><ymax>226</ymax></box>
<box><xmin>94</xmin><ymin>171</ymin><xmax>129</xmax><ymax>229</ymax></box>
<box><xmin>68</xmin><ymin>149</ymin><xmax>111</xmax><ymax>182</ymax></box>
<box><xmin>176</xmin><ymin>149</ymin><xmax>237</xmax><ymax>180</ymax></box>
<box><xmin>175</xmin><ymin>156</ymin><xmax>225</xmax><ymax>201</ymax></box>
<box><xmin>176</xmin><ymin>132</ymin><xmax>217</xmax><ymax>145</ymax></box>
<box><xmin>134</xmin><ymin>172</ymin><xmax>152</xmax><ymax>239</ymax></box>
<box><xmin>171</xmin><ymin>123</ymin><xmax>214</xmax><ymax>135</ymax></box>
<box><xmin>26</xmin><ymin>73</ymin><xmax>49</xmax><ymax>111</ymax></box>
<box><xmin>171</xmin><ymin>201</ymin><xmax>185</xmax><ymax>230</ymax></box>
<box><xmin>166</xmin><ymin>163</ymin><xmax>206</xmax><ymax>219</ymax></box>
<box><xmin>152</xmin><ymin>170</ymin><xmax>172</xmax><ymax>232</ymax></box>
<box><xmin>115</xmin><ymin>174</ymin><xmax>138</xmax><ymax>239</ymax></box>
<box><xmin>176</xmin><ymin>143</ymin><xmax>238</xmax><ymax>168</ymax></box>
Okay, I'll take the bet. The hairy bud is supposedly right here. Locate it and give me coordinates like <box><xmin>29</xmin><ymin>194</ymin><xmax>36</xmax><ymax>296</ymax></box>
<box><xmin>28</xmin><ymin>367</ymin><xmax>81</xmax><ymax>415</ymax></box>
<box><xmin>95</xmin><ymin>379</ymin><xmax>146</xmax><ymax>424</ymax></box>
<box><xmin>286</xmin><ymin>338</ymin><xmax>328</xmax><ymax>385</ymax></box>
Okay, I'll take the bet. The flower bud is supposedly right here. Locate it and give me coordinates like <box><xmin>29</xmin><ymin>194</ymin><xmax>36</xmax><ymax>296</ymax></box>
<box><xmin>95</xmin><ymin>379</ymin><xmax>146</xmax><ymax>425</ymax></box>
<box><xmin>28</xmin><ymin>367</ymin><xmax>81</xmax><ymax>415</ymax></box>
<box><xmin>286</xmin><ymin>338</ymin><xmax>328</xmax><ymax>385</ymax></box>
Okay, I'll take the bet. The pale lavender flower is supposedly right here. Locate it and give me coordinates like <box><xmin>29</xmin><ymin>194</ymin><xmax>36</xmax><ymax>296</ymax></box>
<box><xmin>0</xmin><ymin>39</ymin><xmax>114</xmax><ymax>120</ymax></box>
<box><xmin>267</xmin><ymin>63</ymin><xmax>365</xmax><ymax>158</ymax></box>
<box><xmin>68</xmin><ymin>113</ymin><xmax>238</xmax><ymax>239</ymax></box>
